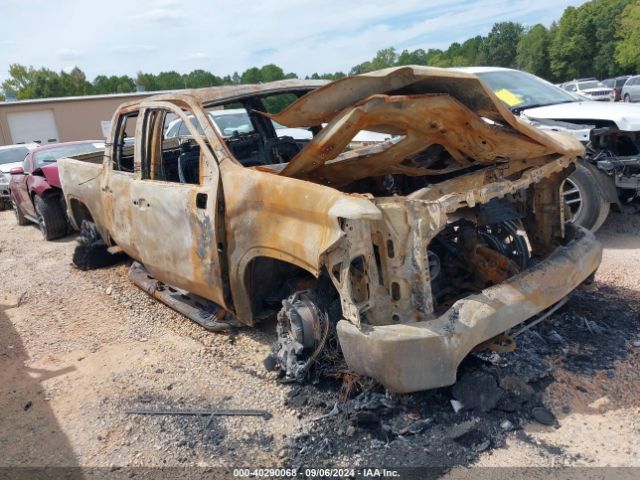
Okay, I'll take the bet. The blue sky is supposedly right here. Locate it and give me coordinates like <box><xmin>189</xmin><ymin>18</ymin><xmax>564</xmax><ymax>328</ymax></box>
<box><xmin>0</xmin><ymin>0</ymin><xmax>587</xmax><ymax>82</ymax></box>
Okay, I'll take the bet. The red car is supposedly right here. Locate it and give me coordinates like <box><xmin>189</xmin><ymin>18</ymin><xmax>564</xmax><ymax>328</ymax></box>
<box><xmin>9</xmin><ymin>140</ymin><xmax>104</xmax><ymax>240</ymax></box>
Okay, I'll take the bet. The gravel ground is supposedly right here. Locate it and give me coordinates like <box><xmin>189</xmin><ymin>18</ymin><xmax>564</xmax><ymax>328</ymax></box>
<box><xmin>0</xmin><ymin>209</ymin><xmax>639</xmax><ymax>477</ymax></box>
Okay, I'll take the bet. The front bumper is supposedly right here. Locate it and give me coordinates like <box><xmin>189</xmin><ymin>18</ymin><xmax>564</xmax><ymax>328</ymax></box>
<box><xmin>337</xmin><ymin>226</ymin><xmax>602</xmax><ymax>393</ymax></box>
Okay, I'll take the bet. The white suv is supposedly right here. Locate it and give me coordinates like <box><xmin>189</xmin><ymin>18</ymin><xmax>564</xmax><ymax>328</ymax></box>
<box><xmin>0</xmin><ymin>143</ymin><xmax>39</xmax><ymax>210</ymax></box>
<box><xmin>562</xmin><ymin>80</ymin><xmax>612</xmax><ymax>101</ymax></box>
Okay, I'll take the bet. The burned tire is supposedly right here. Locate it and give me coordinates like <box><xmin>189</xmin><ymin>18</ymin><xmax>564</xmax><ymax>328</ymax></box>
<box><xmin>73</xmin><ymin>221</ymin><xmax>124</xmax><ymax>270</ymax></box>
<box><xmin>34</xmin><ymin>195</ymin><xmax>68</xmax><ymax>240</ymax></box>
<box><xmin>562</xmin><ymin>163</ymin><xmax>610</xmax><ymax>232</ymax></box>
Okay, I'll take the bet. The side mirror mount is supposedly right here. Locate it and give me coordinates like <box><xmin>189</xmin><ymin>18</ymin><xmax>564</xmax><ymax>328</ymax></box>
<box><xmin>9</xmin><ymin>166</ymin><xmax>24</xmax><ymax>175</ymax></box>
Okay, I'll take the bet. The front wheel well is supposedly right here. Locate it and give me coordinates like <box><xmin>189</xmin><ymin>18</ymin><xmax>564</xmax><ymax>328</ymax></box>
<box><xmin>243</xmin><ymin>256</ymin><xmax>317</xmax><ymax>322</ymax></box>
<box><xmin>242</xmin><ymin>257</ymin><xmax>341</xmax><ymax>324</ymax></box>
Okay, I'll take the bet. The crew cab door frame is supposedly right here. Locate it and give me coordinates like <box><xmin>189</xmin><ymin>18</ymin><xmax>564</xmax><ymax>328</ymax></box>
<box><xmin>102</xmin><ymin>106</ymin><xmax>141</xmax><ymax>259</ymax></box>
<box><xmin>128</xmin><ymin>101</ymin><xmax>229</xmax><ymax>309</ymax></box>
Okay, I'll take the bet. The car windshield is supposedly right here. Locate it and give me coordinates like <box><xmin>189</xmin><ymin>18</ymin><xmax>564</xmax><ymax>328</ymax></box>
<box><xmin>578</xmin><ymin>81</ymin><xmax>602</xmax><ymax>89</ymax></box>
<box><xmin>0</xmin><ymin>146</ymin><xmax>29</xmax><ymax>165</ymax></box>
<box><xmin>476</xmin><ymin>70</ymin><xmax>578</xmax><ymax>111</ymax></box>
<box><xmin>34</xmin><ymin>143</ymin><xmax>104</xmax><ymax>168</ymax></box>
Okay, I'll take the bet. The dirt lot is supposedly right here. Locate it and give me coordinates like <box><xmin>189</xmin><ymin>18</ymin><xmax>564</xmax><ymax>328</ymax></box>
<box><xmin>1</xmin><ymin>208</ymin><xmax>639</xmax><ymax>478</ymax></box>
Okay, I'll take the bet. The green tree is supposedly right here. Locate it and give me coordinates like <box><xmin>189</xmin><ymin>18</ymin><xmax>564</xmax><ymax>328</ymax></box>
<box><xmin>155</xmin><ymin>71</ymin><xmax>184</xmax><ymax>90</ymax></box>
<box><xmin>460</xmin><ymin>36</ymin><xmax>485</xmax><ymax>65</ymax></box>
<box><xmin>370</xmin><ymin>48</ymin><xmax>397</xmax><ymax>70</ymax></box>
<box><xmin>308</xmin><ymin>71</ymin><xmax>346</xmax><ymax>80</ymax></box>
<box><xmin>482</xmin><ymin>22</ymin><xmax>524</xmax><ymax>67</ymax></box>
<box><xmin>592</xmin><ymin>0</ymin><xmax>632</xmax><ymax>77</ymax></box>
<box><xmin>93</xmin><ymin>75</ymin><xmax>136</xmax><ymax>94</ymax></box>
<box><xmin>259</xmin><ymin>64</ymin><xmax>285</xmax><ymax>82</ymax></box>
<box><xmin>396</xmin><ymin>48</ymin><xmax>428</xmax><ymax>66</ymax></box>
<box><xmin>350</xmin><ymin>48</ymin><xmax>396</xmax><ymax>74</ymax></box>
<box><xmin>183</xmin><ymin>69</ymin><xmax>221</xmax><ymax>88</ymax></box>
<box><xmin>28</xmin><ymin>68</ymin><xmax>67</xmax><ymax>98</ymax></box>
<box><xmin>60</xmin><ymin>67</ymin><xmax>93</xmax><ymax>95</ymax></box>
<box><xmin>349</xmin><ymin>61</ymin><xmax>373</xmax><ymax>75</ymax></box>
<box><xmin>517</xmin><ymin>24</ymin><xmax>551</xmax><ymax>78</ymax></box>
<box><xmin>2</xmin><ymin>64</ymin><xmax>35</xmax><ymax>99</ymax></box>
<box><xmin>549</xmin><ymin>7</ymin><xmax>588</xmax><ymax>79</ymax></box>
<box><xmin>136</xmin><ymin>72</ymin><xmax>158</xmax><ymax>91</ymax></box>
<box><xmin>240</xmin><ymin>67</ymin><xmax>262</xmax><ymax>84</ymax></box>
<box><xmin>424</xmin><ymin>49</ymin><xmax>447</xmax><ymax>67</ymax></box>
<box><xmin>547</xmin><ymin>1</ymin><xmax>632</xmax><ymax>80</ymax></box>
<box><xmin>616</xmin><ymin>1</ymin><xmax>640</xmax><ymax>72</ymax></box>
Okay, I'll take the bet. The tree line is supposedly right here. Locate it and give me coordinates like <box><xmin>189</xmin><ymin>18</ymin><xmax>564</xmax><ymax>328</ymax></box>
<box><xmin>2</xmin><ymin>0</ymin><xmax>639</xmax><ymax>101</ymax></box>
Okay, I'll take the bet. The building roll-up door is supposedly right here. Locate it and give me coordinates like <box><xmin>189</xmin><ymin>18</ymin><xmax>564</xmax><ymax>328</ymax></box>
<box><xmin>7</xmin><ymin>110</ymin><xmax>59</xmax><ymax>144</ymax></box>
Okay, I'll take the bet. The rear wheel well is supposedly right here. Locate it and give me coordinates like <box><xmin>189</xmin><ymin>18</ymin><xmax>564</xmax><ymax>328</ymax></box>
<box><xmin>69</xmin><ymin>199</ymin><xmax>94</xmax><ymax>229</ymax></box>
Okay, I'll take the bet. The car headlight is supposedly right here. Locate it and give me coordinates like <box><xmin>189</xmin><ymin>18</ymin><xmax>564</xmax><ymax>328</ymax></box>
<box><xmin>0</xmin><ymin>171</ymin><xmax>6</xmax><ymax>182</ymax></box>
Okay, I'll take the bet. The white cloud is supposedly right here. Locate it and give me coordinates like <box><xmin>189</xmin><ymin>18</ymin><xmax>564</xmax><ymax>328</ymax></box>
<box><xmin>54</xmin><ymin>48</ymin><xmax>83</xmax><ymax>61</ymax></box>
<box><xmin>183</xmin><ymin>52</ymin><xmax>209</xmax><ymax>61</ymax></box>
<box><xmin>127</xmin><ymin>7</ymin><xmax>186</xmax><ymax>25</ymax></box>
<box><xmin>109</xmin><ymin>44</ymin><xmax>158</xmax><ymax>54</ymax></box>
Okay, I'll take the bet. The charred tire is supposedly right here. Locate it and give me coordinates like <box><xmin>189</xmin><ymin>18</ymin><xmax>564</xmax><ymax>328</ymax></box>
<box><xmin>0</xmin><ymin>199</ymin><xmax>8</xmax><ymax>211</ymax></box>
<box><xmin>11</xmin><ymin>193</ymin><xmax>29</xmax><ymax>226</ymax></box>
<box><xmin>623</xmin><ymin>94</ymin><xmax>631</xmax><ymax>103</ymax></box>
<box><xmin>73</xmin><ymin>220</ymin><xmax>124</xmax><ymax>270</ymax></box>
<box><xmin>34</xmin><ymin>195</ymin><xmax>68</xmax><ymax>240</ymax></box>
<box><xmin>563</xmin><ymin>163</ymin><xmax>610</xmax><ymax>232</ymax></box>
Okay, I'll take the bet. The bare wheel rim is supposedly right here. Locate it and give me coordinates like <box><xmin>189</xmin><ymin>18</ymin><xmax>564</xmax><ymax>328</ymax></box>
<box><xmin>562</xmin><ymin>177</ymin><xmax>583</xmax><ymax>222</ymax></box>
<box><xmin>11</xmin><ymin>197</ymin><xmax>20</xmax><ymax>221</ymax></box>
<box><xmin>35</xmin><ymin>202</ymin><xmax>47</xmax><ymax>236</ymax></box>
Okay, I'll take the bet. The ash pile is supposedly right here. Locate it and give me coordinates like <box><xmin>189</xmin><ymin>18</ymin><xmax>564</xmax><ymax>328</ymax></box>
<box><xmin>278</xmin><ymin>287</ymin><xmax>639</xmax><ymax>469</ymax></box>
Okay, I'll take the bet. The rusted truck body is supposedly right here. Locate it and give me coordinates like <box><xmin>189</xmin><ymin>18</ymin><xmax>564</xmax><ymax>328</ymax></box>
<box><xmin>58</xmin><ymin>66</ymin><xmax>602</xmax><ymax>393</ymax></box>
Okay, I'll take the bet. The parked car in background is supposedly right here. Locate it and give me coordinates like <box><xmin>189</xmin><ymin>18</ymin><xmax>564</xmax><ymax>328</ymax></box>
<box><xmin>621</xmin><ymin>75</ymin><xmax>640</xmax><ymax>103</ymax></box>
<box><xmin>455</xmin><ymin>67</ymin><xmax>640</xmax><ymax>231</ymax></box>
<box><xmin>602</xmin><ymin>75</ymin><xmax>631</xmax><ymax>102</ymax></box>
<box><xmin>9</xmin><ymin>140</ymin><xmax>104</xmax><ymax>240</ymax></box>
<box><xmin>562</xmin><ymin>79</ymin><xmax>612</xmax><ymax>101</ymax></box>
<box><xmin>0</xmin><ymin>143</ymin><xmax>38</xmax><ymax>210</ymax></box>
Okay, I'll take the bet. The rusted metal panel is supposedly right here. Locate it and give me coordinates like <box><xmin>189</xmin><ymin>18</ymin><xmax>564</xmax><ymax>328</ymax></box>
<box><xmin>278</xmin><ymin>93</ymin><xmax>577</xmax><ymax>186</ymax></box>
<box><xmin>269</xmin><ymin>66</ymin><xmax>582</xmax><ymax>154</ymax></box>
<box><xmin>220</xmin><ymin>164</ymin><xmax>380</xmax><ymax>324</ymax></box>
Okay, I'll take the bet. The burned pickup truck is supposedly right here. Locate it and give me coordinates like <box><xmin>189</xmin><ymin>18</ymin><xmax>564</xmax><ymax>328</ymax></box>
<box><xmin>58</xmin><ymin>67</ymin><xmax>602</xmax><ymax>393</ymax></box>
